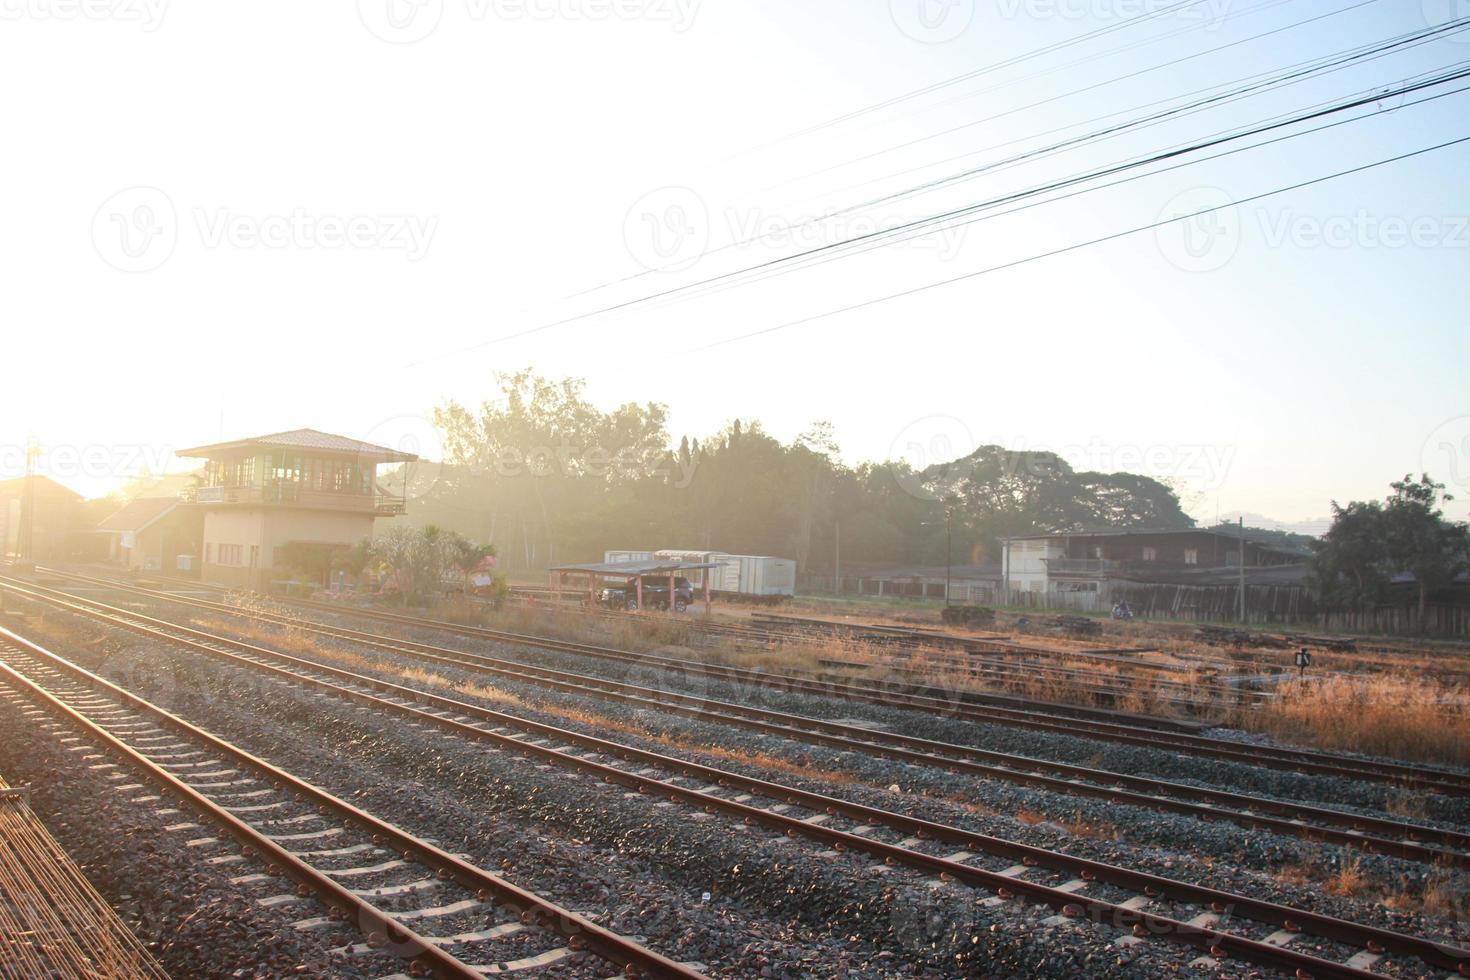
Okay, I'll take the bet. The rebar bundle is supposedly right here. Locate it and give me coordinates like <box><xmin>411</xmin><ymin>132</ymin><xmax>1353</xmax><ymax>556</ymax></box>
<box><xmin>0</xmin><ymin>776</ymin><xmax>169</xmax><ymax>980</ymax></box>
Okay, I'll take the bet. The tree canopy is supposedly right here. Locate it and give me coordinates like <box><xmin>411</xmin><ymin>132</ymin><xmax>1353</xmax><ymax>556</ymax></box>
<box><xmin>1311</xmin><ymin>474</ymin><xmax>1469</xmax><ymax>611</ymax></box>
<box><xmin>387</xmin><ymin>371</ymin><xmax>1197</xmax><ymax>574</ymax></box>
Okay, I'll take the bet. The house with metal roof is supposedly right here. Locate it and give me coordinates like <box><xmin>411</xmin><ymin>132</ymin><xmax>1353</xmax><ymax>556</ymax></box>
<box><xmin>175</xmin><ymin>428</ymin><xmax>417</xmax><ymax>589</ymax></box>
<box><xmin>97</xmin><ymin>496</ymin><xmax>203</xmax><ymax>574</ymax></box>
<box><xmin>1002</xmin><ymin>527</ymin><xmax>1307</xmax><ymax>601</ymax></box>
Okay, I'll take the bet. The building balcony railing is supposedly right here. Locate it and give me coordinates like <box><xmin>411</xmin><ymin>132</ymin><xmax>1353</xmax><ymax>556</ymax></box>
<box><xmin>1043</xmin><ymin>558</ymin><xmax>1118</xmax><ymax>575</ymax></box>
<box><xmin>182</xmin><ymin>483</ymin><xmax>407</xmax><ymax>516</ymax></box>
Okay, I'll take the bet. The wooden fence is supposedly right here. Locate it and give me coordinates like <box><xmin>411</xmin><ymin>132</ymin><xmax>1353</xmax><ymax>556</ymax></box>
<box><xmin>1317</xmin><ymin>604</ymin><xmax>1470</xmax><ymax>636</ymax></box>
<box><xmin>800</xmin><ymin>575</ymin><xmax>1470</xmax><ymax>636</ymax></box>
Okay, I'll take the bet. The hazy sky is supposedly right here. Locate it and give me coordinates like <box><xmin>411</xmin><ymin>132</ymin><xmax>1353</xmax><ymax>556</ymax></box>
<box><xmin>3</xmin><ymin>0</ymin><xmax>1467</xmax><ymax>524</ymax></box>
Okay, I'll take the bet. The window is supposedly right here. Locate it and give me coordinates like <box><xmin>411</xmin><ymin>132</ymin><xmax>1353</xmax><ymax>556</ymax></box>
<box><xmin>1141</xmin><ymin>547</ymin><xmax>1157</xmax><ymax>561</ymax></box>
<box><xmin>218</xmin><ymin>544</ymin><xmax>243</xmax><ymax>566</ymax></box>
<box><xmin>1184</xmin><ymin>548</ymin><xmax>1198</xmax><ymax>565</ymax></box>
<box><xmin>249</xmin><ymin>545</ymin><xmax>259</xmax><ymax>568</ymax></box>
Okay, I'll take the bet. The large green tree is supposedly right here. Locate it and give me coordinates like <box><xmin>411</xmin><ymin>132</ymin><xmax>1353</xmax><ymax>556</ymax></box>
<box><xmin>1311</xmin><ymin>475</ymin><xmax>1469</xmax><ymax>613</ymax></box>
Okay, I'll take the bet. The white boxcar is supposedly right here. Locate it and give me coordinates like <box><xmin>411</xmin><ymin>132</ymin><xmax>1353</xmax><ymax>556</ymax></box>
<box><xmin>603</xmin><ymin>550</ymin><xmax>654</xmax><ymax>564</ymax></box>
<box><xmin>724</xmin><ymin>554</ymin><xmax>797</xmax><ymax>596</ymax></box>
<box><xmin>652</xmin><ymin>549</ymin><xmax>796</xmax><ymax>598</ymax></box>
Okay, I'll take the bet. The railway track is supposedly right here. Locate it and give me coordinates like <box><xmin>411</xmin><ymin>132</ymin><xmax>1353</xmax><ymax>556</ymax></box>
<box><xmin>0</xmin><ymin>624</ymin><xmax>703</xmax><ymax>980</ymax></box>
<box><xmin>45</xmin><ymin>568</ymin><xmax>1209</xmax><ymax>733</ymax></box>
<box><xmin>213</xmin><ymin>584</ymin><xmax>1470</xmax><ymax>795</ymax></box>
<box><xmin>512</xmin><ymin>585</ymin><xmax>1235</xmax><ymax>713</ymax></box>
<box><xmin>21</xmin><ymin>572</ymin><xmax>1470</xmax><ymax>869</ymax></box>
<box><xmin>9</xmin><ymin>579</ymin><xmax>1470</xmax><ymax>978</ymax></box>
<box><xmin>24</xmin><ymin>568</ymin><xmax>1470</xmax><ymax>794</ymax></box>
<box><xmin>80</xmin><ymin>567</ymin><xmax>1222</xmax><ymax>727</ymax></box>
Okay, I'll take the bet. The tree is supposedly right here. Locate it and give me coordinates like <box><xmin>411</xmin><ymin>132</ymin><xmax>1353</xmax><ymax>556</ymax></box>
<box><xmin>1385</xmin><ymin>474</ymin><xmax>1470</xmax><ymax>616</ymax></box>
<box><xmin>448</xmin><ymin>536</ymin><xmax>497</xmax><ymax>594</ymax></box>
<box><xmin>412</xmin><ymin>373</ymin><xmax>1201</xmax><ymax>577</ymax></box>
<box><xmin>1310</xmin><ymin>499</ymin><xmax>1391</xmax><ymax>607</ymax></box>
<box><xmin>1310</xmin><ymin>475</ymin><xmax>1469</xmax><ymax>614</ymax></box>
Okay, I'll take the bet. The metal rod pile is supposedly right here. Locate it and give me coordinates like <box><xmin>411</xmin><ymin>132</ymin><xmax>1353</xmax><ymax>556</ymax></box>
<box><xmin>0</xmin><ymin>775</ymin><xmax>169</xmax><ymax>979</ymax></box>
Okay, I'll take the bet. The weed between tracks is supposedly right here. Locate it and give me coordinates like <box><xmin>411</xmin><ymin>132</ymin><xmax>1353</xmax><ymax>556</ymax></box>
<box><xmin>1276</xmin><ymin>853</ymin><xmax>1467</xmax><ymax>922</ymax></box>
<box><xmin>446</xmin><ymin>598</ymin><xmax>1221</xmax><ymax>724</ymax></box>
<box><xmin>468</xmin><ymin>598</ymin><xmax>1470</xmax><ymax>770</ymax></box>
<box><xmin>1232</xmin><ymin>675</ymin><xmax>1470</xmax><ymax>768</ymax></box>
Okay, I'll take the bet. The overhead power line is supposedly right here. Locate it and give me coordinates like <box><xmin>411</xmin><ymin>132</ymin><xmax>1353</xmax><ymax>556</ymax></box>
<box><xmin>741</xmin><ymin>0</ymin><xmax>1237</xmax><ymax>152</ymax></box>
<box><xmin>577</xmin><ymin>6</ymin><xmax>1445</xmax><ymax>311</ymax></box>
<box><xmin>689</xmin><ymin>133</ymin><xmax>1470</xmax><ymax>352</ymax></box>
<box><xmin>644</xmin><ymin>74</ymin><xmax>1470</xmax><ymax>313</ymax></box>
<box><xmin>412</xmin><ymin>55</ymin><xmax>1469</xmax><ymax>363</ymax></box>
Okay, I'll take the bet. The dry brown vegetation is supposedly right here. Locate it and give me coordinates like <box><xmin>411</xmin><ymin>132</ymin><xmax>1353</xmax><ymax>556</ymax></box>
<box><xmin>1235</xmin><ymin>675</ymin><xmax>1470</xmax><ymax>768</ymax></box>
<box><xmin>1275</xmin><ymin>852</ymin><xmax>1467</xmax><ymax>923</ymax></box>
<box><xmin>456</xmin><ymin>596</ymin><xmax>1470</xmax><ymax>768</ymax></box>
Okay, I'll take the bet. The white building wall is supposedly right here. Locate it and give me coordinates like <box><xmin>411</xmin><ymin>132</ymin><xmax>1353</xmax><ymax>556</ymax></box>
<box><xmin>1003</xmin><ymin>538</ymin><xmax>1064</xmax><ymax>593</ymax></box>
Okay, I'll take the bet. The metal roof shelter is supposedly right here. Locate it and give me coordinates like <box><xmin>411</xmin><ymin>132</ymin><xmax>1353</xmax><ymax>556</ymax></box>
<box><xmin>547</xmin><ymin>559</ymin><xmax>721</xmax><ymax>614</ymax></box>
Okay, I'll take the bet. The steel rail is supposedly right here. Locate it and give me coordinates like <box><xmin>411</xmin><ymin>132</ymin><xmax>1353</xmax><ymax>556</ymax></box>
<box><xmin>267</xmin><ymin>589</ymin><xmax>1470</xmax><ymax>794</ymax></box>
<box><xmin>81</xmin><ymin>576</ymin><xmax>1470</xmax><ymax>865</ymax></box>
<box><xmin>9</xmin><ymin>583</ymin><xmax>1470</xmax><ymax>978</ymax></box>
<box><xmin>24</xmin><ymin>568</ymin><xmax>1470</xmax><ymax>794</ymax></box>
<box><xmin>0</xmin><ymin>625</ymin><xmax>703</xmax><ymax>980</ymax></box>
<box><xmin>516</xmin><ymin>586</ymin><xmax>1221</xmax><ymax>722</ymax></box>
<box><xmin>87</xmin><ymin>569</ymin><xmax>1197</xmax><ymax>731</ymax></box>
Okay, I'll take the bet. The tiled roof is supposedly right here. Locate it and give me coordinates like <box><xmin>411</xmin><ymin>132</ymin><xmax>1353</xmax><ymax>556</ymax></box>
<box><xmin>175</xmin><ymin>428</ymin><xmax>417</xmax><ymax>462</ymax></box>
<box><xmin>97</xmin><ymin>496</ymin><xmax>179</xmax><ymax>533</ymax></box>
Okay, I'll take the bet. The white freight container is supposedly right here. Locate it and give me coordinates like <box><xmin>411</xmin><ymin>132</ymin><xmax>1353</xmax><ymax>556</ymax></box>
<box><xmin>603</xmin><ymin>550</ymin><xmax>654</xmax><ymax>564</ymax></box>
<box><xmin>653</xmin><ymin>549</ymin><xmax>796</xmax><ymax>597</ymax></box>
<box><xmin>725</xmin><ymin>554</ymin><xmax>797</xmax><ymax>596</ymax></box>
<box><xmin>651</xmin><ymin>549</ymin><xmax>724</xmax><ymax>589</ymax></box>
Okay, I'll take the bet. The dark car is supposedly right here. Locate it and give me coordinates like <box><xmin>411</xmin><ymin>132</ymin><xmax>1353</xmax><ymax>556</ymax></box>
<box><xmin>598</xmin><ymin>576</ymin><xmax>694</xmax><ymax>612</ymax></box>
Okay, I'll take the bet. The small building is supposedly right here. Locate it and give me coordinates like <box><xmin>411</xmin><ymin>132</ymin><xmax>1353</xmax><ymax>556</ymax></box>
<box><xmin>176</xmin><ymin>428</ymin><xmax>417</xmax><ymax>590</ymax></box>
<box><xmin>0</xmin><ymin>476</ymin><xmax>82</xmax><ymax>562</ymax></box>
<box><xmin>1002</xmin><ymin>527</ymin><xmax>1305</xmax><ymax>599</ymax></box>
<box><xmin>97</xmin><ymin>496</ymin><xmax>203</xmax><ymax>574</ymax></box>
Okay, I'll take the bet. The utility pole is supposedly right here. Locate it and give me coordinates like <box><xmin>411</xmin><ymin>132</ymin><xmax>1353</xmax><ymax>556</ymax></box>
<box><xmin>944</xmin><ymin>506</ymin><xmax>953</xmax><ymax>607</ymax></box>
<box><xmin>18</xmin><ymin>439</ymin><xmax>38</xmax><ymax>564</ymax></box>
<box><xmin>1237</xmin><ymin>515</ymin><xmax>1246</xmax><ymax>624</ymax></box>
<box><xmin>833</xmin><ymin>518</ymin><xmax>841</xmax><ymax>596</ymax></box>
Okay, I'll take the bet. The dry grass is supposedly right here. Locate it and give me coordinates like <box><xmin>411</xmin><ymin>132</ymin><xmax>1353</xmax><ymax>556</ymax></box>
<box><xmin>454</xmin><ymin>681</ymin><xmax>526</xmax><ymax>708</ymax></box>
<box><xmin>1236</xmin><ymin>675</ymin><xmax>1470</xmax><ymax>768</ymax></box>
<box><xmin>1384</xmin><ymin>790</ymin><xmax>1431</xmax><ymax>821</ymax></box>
<box><xmin>533</xmin><ymin>702</ymin><xmax>871</xmax><ymax>789</ymax></box>
<box><xmin>1057</xmin><ymin>810</ymin><xmax>1121</xmax><ymax>840</ymax></box>
<box><xmin>1276</xmin><ymin>855</ymin><xmax>1467</xmax><ymax>925</ymax></box>
<box><xmin>1274</xmin><ymin>862</ymin><xmax>1316</xmax><ymax>889</ymax></box>
<box><xmin>465</xmin><ymin>597</ymin><xmax>1241</xmax><ymax>724</ymax></box>
<box><xmin>1007</xmin><ymin>807</ymin><xmax>1117</xmax><ymax>839</ymax></box>
<box><xmin>1324</xmin><ymin>857</ymin><xmax>1369</xmax><ymax>897</ymax></box>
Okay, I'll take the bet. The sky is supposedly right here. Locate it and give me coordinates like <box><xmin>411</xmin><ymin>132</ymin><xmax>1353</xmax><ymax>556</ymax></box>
<box><xmin>2</xmin><ymin>0</ymin><xmax>1467</xmax><ymax>525</ymax></box>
